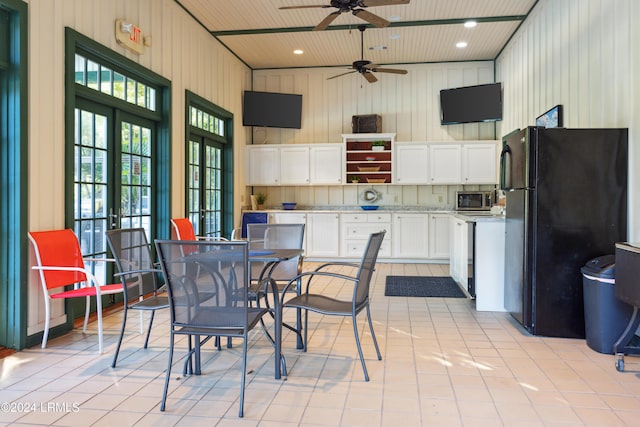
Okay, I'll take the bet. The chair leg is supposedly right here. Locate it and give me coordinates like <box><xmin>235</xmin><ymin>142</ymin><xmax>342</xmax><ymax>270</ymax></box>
<box><xmin>82</xmin><ymin>295</ymin><xmax>90</xmax><ymax>333</ymax></box>
<box><xmin>144</xmin><ymin>310</ymin><xmax>155</xmax><ymax>349</ymax></box>
<box><xmin>112</xmin><ymin>306</ymin><xmax>129</xmax><ymax>368</ymax></box>
<box><xmin>351</xmin><ymin>314</ymin><xmax>369</xmax><ymax>381</ymax></box>
<box><xmin>303</xmin><ymin>309</ymin><xmax>309</xmax><ymax>352</ymax></box>
<box><xmin>42</xmin><ymin>297</ymin><xmax>51</xmax><ymax>349</ymax></box>
<box><xmin>239</xmin><ymin>336</ymin><xmax>247</xmax><ymax>417</ymax></box>
<box><xmin>366</xmin><ymin>304</ymin><xmax>382</xmax><ymax>361</ymax></box>
<box><xmin>160</xmin><ymin>332</ymin><xmax>175</xmax><ymax>412</ymax></box>
<box><xmin>96</xmin><ymin>295</ymin><xmax>104</xmax><ymax>354</ymax></box>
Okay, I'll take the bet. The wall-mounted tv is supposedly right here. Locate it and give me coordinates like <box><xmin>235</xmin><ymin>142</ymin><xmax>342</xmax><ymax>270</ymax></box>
<box><xmin>440</xmin><ymin>83</ymin><xmax>503</xmax><ymax>125</ymax></box>
<box><xmin>242</xmin><ymin>90</ymin><xmax>302</xmax><ymax>129</ymax></box>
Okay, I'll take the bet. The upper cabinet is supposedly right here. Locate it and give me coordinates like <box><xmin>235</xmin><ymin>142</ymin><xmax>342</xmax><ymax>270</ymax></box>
<box><xmin>247</xmin><ymin>139</ymin><xmax>497</xmax><ymax>186</ymax></box>
<box><xmin>310</xmin><ymin>144</ymin><xmax>343</xmax><ymax>185</ymax></box>
<box><xmin>461</xmin><ymin>143</ymin><xmax>497</xmax><ymax>184</ymax></box>
<box><xmin>246</xmin><ymin>145</ymin><xmax>280</xmax><ymax>185</ymax></box>
<box><xmin>343</xmin><ymin>133</ymin><xmax>394</xmax><ymax>185</ymax></box>
<box><xmin>279</xmin><ymin>145</ymin><xmax>310</xmax><ymax>185</ymax></box>
<box><xmin>394</xmin><ymin>142</ymin><xmax>429</xmax><ymax>184</ymax></box>
<box><xmin>246</xmin><ymin>143</ymin><xmax>342</xmax><ymax>186</ymax></box>
<box><xmin>429</xmin><ymin>144</ymin><xmax>462</xmax><ymax>184</ymax></box>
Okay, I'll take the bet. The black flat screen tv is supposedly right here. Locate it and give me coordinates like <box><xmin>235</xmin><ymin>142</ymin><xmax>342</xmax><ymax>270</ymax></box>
<box><xmin>242</xmin><ymin>90</ymin><xmax>302</xmax><ymax>129</ymax></box>
<box><xmin>440</xmin><ymin>83</ymin><xmax>503</xmax><ymax>125</ymax></box>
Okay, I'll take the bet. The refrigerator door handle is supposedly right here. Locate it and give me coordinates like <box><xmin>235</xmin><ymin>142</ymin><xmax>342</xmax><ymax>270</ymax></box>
<box><xmin>500</xmin><ymin>145</ymin><xmax>512</xmax><ymax>190</ymax></box>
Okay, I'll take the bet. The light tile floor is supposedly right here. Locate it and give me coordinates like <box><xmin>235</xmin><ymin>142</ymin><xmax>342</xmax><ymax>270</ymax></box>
<box><xmin>1</xmin><ymin>262</ymin><xmax>639</xmax><ymax>426</ymax></box>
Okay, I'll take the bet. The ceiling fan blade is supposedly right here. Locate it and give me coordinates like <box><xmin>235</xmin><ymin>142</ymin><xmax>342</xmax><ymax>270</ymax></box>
<box><xmin>352</xmin><ymin>9</ymin><xmax>390</xmax><ymax>28</ymax></box>
<box><xmin>279</xmin><ymin>5</ymin><xmax>331</xmax><ymax>9</ymax></box>
<box><xmin>370</xmin><ymin>67</ymin><xmax>408</xmax><ymax>74</ymax></box>
<box><xmin>328</xmin><ymin>70</ymin><xmax>357</xmax><ymax>80</ymax></box>
<box><xmin>314</xmin><ymin>11</ymin><xmax>342</xmax><ymax>31</ymax></box>
<box><xmin>363</xmin><ymin>71</ymin><xmax>378</xmax><ymax>83</ymax></box>
<box><xmin>362</xmin><ymin>0</ymin><xmax>410</xmax><ymax>6</ymax></box>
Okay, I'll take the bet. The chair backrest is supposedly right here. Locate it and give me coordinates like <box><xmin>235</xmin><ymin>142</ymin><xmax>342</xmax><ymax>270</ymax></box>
<box><xmin>105</xmin><ymin>228</ymin><xmax>159</xmax><ymax>303</ymax></box>
<box><xmin>239</xmin><ymin>212</ymin><xmax>268</xmax><ymax>239</ymax></box>
<box><xmin>28</xmin><ymin>229</ymin><xmax>87</xmax><ymax>290</ymax></box>
<box><xmin>170</xmin><ymin>218</ymin><xmax>197</xmax><ymax>240</ymax></box>
<box><xmin>354</xmin><ymin>231</ymin><xmax>386</xmax><ymax>306</ymax></box>
<box><xmin>247</xmin><ymin>223</ymin><xmax>305</xmax><ymax>281</ymax></box>
<box><xmin>155</xmin><ymin>240</ymin><xmax>250</xmax><ymax>328</ymax></box>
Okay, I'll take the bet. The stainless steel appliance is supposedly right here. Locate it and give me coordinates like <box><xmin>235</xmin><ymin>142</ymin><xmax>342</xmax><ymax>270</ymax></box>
<box><xmin>455</xmin><ymin>191</ymin><xmax>493</xmax><ymax>211</ymax></box>
<box><xmin>500</xmin><ymin>127</ymin><xmax>628</xmax><ymax>338</ymax></box>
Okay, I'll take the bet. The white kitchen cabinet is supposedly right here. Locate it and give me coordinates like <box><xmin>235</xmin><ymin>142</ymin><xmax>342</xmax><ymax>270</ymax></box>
<box><xmin>306</xmin><ymin>213</ymin><xmax>340</xmax><ymax>257</ymax></box>
<box><xmin>341</xmin><ymin>212</ymin><xmax>392</xmax><ymax>257</ymax></box>
<box><xmin>429</xmin><ymin>214</ymin><xmax>451</xmax><ymax>259</ymax></box>
<box><xmin>279</xmin><ymin>145</ymin><xmax>310</xmax><ymax>185</ymax></box>
<box><xmin>462</xmin><ymin>142</ymin><xmax>498</xmax><ymax>184</ymax></box>
<box><xmin>392</xmin><ymin>213</ymin><xmax>428</xmax><ymax>258</ymax></box>
<box><xmin>246</xmin><ymin>145</ymin><xmax>279</xmax><ymax>185</ymax></box>
<box><xmin>450</xmin><ymin>216</ymin><xmax>471</xmax><ymax>290</ymax></box>
<box><xmin>394</xmin><ymin>142</ymin><xmax>429</xmax><ymax>184</ymax></box>
<box><xmin>429</xmin><ymin>144</ymin><xmax>461</xmax><ymax>184</ymax></box>
<box><xmin>310</xmin><ymin>144</ymin><xmax>342</xmax><ymax>185</ymax></box>
<box><xmin>270</xmin><ymin>212</ymin><xmax>307</xmax><ymax>253</ymax></box>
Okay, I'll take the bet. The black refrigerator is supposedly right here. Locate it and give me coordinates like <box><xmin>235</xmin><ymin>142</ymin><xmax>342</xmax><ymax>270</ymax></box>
<box><xmin>500</xmin><ymin>127</ymin><xmax>627</xmax><ymax>338</ymax></box>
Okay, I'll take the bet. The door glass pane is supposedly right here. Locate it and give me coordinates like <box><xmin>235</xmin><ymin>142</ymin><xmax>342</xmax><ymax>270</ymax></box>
<box><xmin>121</xmin><ymin>120</ymin><xmax>152</xmax><ymax>235</ymax></box>
<box><xmin>74</xmin><ymin>108</ymin><xmax>109</xmax><ymax>280</ymax></box>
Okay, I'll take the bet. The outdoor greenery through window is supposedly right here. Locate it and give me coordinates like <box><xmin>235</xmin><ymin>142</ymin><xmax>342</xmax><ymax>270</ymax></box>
<box><xmin>190</xmin><ymin>106</ymin><xmax>225</xmax><ymax>137</ymax></box>
<box><xmin>74</xmin><ymin>53</ymin><xmax>156</xmax><ymax>111</ymax></box>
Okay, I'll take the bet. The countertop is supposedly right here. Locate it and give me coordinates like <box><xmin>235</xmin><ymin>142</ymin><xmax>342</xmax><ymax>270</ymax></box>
<box><xmin>257</xmin><ymin>206</ymin><xmax>456</xmax><ymax>214</ymax></box>
<box><xmin>253</xmin><ymin>207</ymin><xmax>507</xmax><ymax>221</ymax></box>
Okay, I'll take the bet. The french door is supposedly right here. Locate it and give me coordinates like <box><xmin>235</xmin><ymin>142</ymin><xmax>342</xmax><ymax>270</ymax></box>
<box><xmin>74</xmin><ymin>100</ymin><xmax>155</xmax><ymax>282</ymax></box>
<box><xmin>186</xmin><ymin>136</ymin><xmax>224</xmax><ymax>238</ymax></box>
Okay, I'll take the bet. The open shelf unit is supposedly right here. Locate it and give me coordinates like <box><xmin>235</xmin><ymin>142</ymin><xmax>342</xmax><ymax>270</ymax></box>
<box><xmin>343</xmin><ymin>133</ymin><xmax>395</xmax><ymax>184</ymax></box>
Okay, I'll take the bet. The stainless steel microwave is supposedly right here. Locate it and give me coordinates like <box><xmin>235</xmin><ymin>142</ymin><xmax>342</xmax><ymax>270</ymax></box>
<box><xmin>456</xmin><ymin>191</ymin><xmax>493</xmax><ymax>211</ymax></box>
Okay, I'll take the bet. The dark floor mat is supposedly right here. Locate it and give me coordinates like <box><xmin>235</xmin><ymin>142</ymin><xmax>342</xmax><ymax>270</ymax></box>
<box><xmin>384</xmin><ymin>276</ymin><xmax>466</xmax><ymax>298</ymax></box>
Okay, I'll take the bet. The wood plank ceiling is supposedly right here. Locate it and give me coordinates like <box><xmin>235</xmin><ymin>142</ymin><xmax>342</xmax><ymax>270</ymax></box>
<box><xmin>176</xmin><ymin>0</ymin><xmax>538</xmax><ymax>70</ymax></box>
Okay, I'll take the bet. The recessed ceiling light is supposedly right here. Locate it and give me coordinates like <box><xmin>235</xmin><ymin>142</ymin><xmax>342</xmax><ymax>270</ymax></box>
<box><xmin>456</xmin><ymin>41</ymin><xmax>468</xmax><ymax>48</ymax></box>
<box><xmin>369</xmin><ymin>45</ymin><xmax>387</xmax><ymax>51</ymax></box>
<box><xmin>389</xmin><ymin>34</ymin><xmax>401</xmax><ymax>40</ymax></box>
<box><xmin>464</xmin><ymin>21</ymin><xmax>477</xmax><ymax>28</ymax></box>
<box><xmin>389</xmin><ymin>15</ymin><xmax>402</xmax><ymax>22</ymax></box>
<box><xmin>293</xmin><ymin>49</ymin><xmax>303</xmax><ymax>55</ymax></box>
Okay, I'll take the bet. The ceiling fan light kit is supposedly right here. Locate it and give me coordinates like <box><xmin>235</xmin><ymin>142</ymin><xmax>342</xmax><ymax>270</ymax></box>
<box><xmin>327</xmin><ymin>25</ymin><xmax>408</xmax><ymax>83</ymax></box>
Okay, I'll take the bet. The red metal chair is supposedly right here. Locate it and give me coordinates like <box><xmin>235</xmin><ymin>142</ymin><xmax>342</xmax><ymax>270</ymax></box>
<box><xmin>170</xmin><ymin>217</ymin><xmax>228</xmax><ymax>241</ymax></box>
<box><xmin>28</xmin><ymin>229</ymin><xmax>123</xmax><ymax>353</ymax></box>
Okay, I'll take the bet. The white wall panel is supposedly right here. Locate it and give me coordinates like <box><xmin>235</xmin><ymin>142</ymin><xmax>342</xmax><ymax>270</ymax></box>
<box><xmin>496</xmin><ymin>0</ymin><xmax>639</xmax><ymax>240</ymax></box>
<box><xmin>26</xmin><ymin>0</ymin><xmax>251</xmax><ymax>334</ymax></box>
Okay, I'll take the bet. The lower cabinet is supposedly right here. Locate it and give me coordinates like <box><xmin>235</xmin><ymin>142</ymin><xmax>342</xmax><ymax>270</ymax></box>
<box><xmin>265</xmin><ymin>210</ymin><xmax>452</xmax><ymax>261</ymax></box>
<box><xmin>450</xmin><ymin>216</ymin><xmax>471</xmax><ymax>289</ymax></box>
<box><xmin>429</xmin><ymin>214</ymin><xmax>451</xmax><ymax>259</ymax></box>
<box><xmin>341</xmin><ymin>213</ymin><xmax>392</xmax><ymax>258</ymax></box>
<box><xmin>270</xmin><ymin>212</ymin><xmax>307</xmax><ymax>253</ymax></box>
<box><xmin>306</xmin><ymin>213</ymin><xmax>340</xmax><ymax>257</ymax></box>
<box><xmin>392</xmin><ymin>213</ymin><xmax>428</xmax><ymax>258</ymax></box>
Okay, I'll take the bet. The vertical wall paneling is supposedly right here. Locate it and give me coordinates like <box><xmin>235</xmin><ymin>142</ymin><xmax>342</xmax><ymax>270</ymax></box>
<box><xmin>496</xmin><ymin>0</ymin><xmax>639</xmax><ymax>240</ymax></box>
<box><xmin>26</xmin><ymin>0</ymin><xmax>251</xmax><ymax>336</ymax></box>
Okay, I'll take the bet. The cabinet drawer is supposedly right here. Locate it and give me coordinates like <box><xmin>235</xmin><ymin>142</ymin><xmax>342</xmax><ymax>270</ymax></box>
<box><xmin>344</xmin><ymin>240</ymin><xmax>392</xmax><ymax>257</ymax></box>
<box><xmin>342</xmin><ymin>213</ymin><xmax>391</xmax><ymax>223</ymax></box>
<box><xmin>344</xmin><ymin>223</ymin><xmax>390</xmax><ymax>239</ymax></box>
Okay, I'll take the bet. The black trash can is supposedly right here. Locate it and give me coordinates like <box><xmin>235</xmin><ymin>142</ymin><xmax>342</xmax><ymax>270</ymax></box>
<box><xmin>581</xmin><ymin>255</ymin><xmax>634</xmax><ymax>354</ymax></box>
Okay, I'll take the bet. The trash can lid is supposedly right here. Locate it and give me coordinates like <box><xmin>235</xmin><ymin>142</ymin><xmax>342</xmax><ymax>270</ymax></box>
<box><xmin>581</xmin><ymin>254</ymin><xmax>615</xmax><ymax>279</ymax></box>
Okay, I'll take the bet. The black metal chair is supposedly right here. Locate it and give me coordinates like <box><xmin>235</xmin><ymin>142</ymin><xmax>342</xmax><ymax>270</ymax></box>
<box><xmin>154</xmin><ymin>240</ymin><xmax>276</xmax><ymax>417</ymax></box>
<box><xmin>105</xmin><ymin>228</ymin><xmax>169</xmax><ymax>368</ymax></box>
<box><xmin>277</xmin><ymin>230</ymin><xmax>385</xmax><ymax>381</ymax></box>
